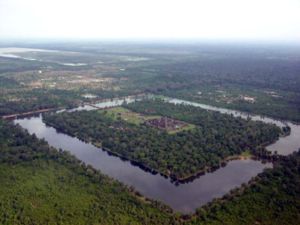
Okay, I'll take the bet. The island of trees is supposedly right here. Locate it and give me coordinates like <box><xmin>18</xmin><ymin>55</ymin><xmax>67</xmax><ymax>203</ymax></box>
<box><xmin>0</xmin><ymin>120</ymin><xmax>299</xmax><ymax>225</ymax></box>
<box><xmin>43</xmin><ymin>99</ymin><xmax>282</xmax><ymax>181</ymax></box>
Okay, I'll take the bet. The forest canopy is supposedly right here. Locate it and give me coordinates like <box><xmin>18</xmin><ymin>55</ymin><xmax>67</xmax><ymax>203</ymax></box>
<box><xmin>43</xmin><ymin>100</ymin><xmax>281</xmax><ymax>180</ymax></box>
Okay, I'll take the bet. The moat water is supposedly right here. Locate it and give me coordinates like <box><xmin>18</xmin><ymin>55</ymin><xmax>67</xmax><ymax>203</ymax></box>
<box><xmin>14</xmin><ymin>96</ymin><xmax>300</xmax><ymax>213</ymax></box>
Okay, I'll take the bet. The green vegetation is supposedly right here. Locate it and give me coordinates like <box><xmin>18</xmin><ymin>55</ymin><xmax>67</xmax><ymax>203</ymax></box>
<box><xmin>189</xmin><ymin>151</ymin><xmax>300</xmax><ymax>225</ymax></box>
<box><xmin>1</xmin><ymin>43</ymin><xmax>300</xmax><ymax>224</ymax></box>
<box><xmin>43</xmin><ymin>100</ymin><xmax>281</xmax><ymax>180</ymax></box>
<box><xmin>0</xmin><ymin>120</ymin><xmax>299</xmax><ymax>224</ymax></box>
<box><xmin>240</xmin><ymin>150</ymin><xmax>252</xmax><ymax>158</ymax></box>
<box><xmin>103</xmin><ymin>106</ymin><xmax>195</xmax><ymax>133</ymax></box>
<box><xmin>0</xmin><ymin>89</ymin><xmax>80</xmax><ymax>117</ymax></box>
<box><xmin>157</xmin><ymin>84</ymin><xmax>300</xmax><ymax>123</ymax></box>
<box><xmin>167</xmin><ymin>123</ymin><xmax>195</xmax><ymax>134</ymax></box>
<box><xmin>109</xmin><ymin>45</ymin><xmax>300</xmax><ymax>122</ymax></box>
<box><xmin>0</xmin><ymin>120</ymin><xmax>176</xmax><ymax>225</ymax></box>
<box><xmin>1</xmin><ymin>44</ymin><xmax>300</xmax><ymax>122</ymax></box>
<box><xmin>104</xmin><ymin>107</ymin><xmax>160</xmax><ymax>125</ymax></box>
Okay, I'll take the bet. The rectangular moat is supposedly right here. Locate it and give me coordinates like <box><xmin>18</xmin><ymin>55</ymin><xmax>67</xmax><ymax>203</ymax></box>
<box><xmin>13</xmin><ymin>96</ymin><xmax>300</xmax><ymax>213</ymax></box>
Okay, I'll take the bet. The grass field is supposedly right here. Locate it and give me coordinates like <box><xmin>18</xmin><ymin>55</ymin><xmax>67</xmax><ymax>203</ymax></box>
<box><xmin>240</xmin><ymin>150</ymin><xmax>252</xmax><ymax>158</ymax></box>
<box><xmin>167</xmin><ymin>123</ymin><xmax>196</xmax><ymax>134</ymax></box>
<box><xmin>101</xmin><ymin>107</ymin><xmax>160</xmax><ymax>125</ymax></box>
<box><xmin>100</xmin><ymin>107</ymin><xmax>195</xmax><ymax>133</ymax></box>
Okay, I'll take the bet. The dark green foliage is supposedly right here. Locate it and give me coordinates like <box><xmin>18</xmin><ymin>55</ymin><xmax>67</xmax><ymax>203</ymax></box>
<box><xmin>112</xmin><ymin>45</ymin><xmax>300</xmax><ymax>122</ymax></box>
<box><xmin>0</xmin><ymin>119</ymin><xmax>299</xmax><ymax>225</ymax></box>
<box><xmin>1</xmin><ymin>43</ymin><xmax>299</xmax><ymax>224</ymax></box>
<box><xmin>43</xmin><ymin>100</ymin><xmax>281</xmax><ymax>179</ymax></box>
<box><xmin>0</xmin><ymin>57</ymin><xmax>52</xmax><ymax>74</ymax></box>
<box><xmin>158</xmin><ymin>85</ymin><xmax>300</xmax><ymax>123</ymax></box>
<box><xmin>0</xmin><ymin>76</ymin><xmax>19</xmax><ymax>88</ymax></box>
<box><xmin>0</xmin><ymin>89</ymin><xmax>80</xmax><ymax>116</ymax></box>
<box><xmin>2</xmin><ymin>44</ymin><xmax>300</xmax><ymax>122</ymax></box>
<box><xmin>0</xmin><ymin>120</ymin><xmax>176</xmax><ymax>225</ymax></box>
<box><xmin>189</xmin><ymin>151</ymin><xmax>300</xmax><ymax>225</ymax></box>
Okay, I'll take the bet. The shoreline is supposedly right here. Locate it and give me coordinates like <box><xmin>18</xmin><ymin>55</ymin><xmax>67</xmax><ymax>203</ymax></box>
<box><xmin>2</xmin><ymin>108</ymin><xmax>59</xmax><ymax>120</ymax></box>
<box><xmin>163</xmin><ymin>94</ymin><xmax>300</xmax><ymax>125</ymax></box>
<box><xmin>43</xmin><ymin>119</ymin><xmax>279</xmax><ymax>184</ymax></box>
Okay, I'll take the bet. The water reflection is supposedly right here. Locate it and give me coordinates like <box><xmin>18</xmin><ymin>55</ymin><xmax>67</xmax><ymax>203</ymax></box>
<box><xmin>166</xmin><ymin>97</ymin><xmax>300</xmax><ymax>155</ymax></box>
<box><xmin>15</xmin><ymin>115</ymin><xmax>271</xmax><ymax>213</ymax></box>
<box><xmin>13</xmin><ymin>95</ymin><xmax>300</xmax><ymax>213</ymax></box>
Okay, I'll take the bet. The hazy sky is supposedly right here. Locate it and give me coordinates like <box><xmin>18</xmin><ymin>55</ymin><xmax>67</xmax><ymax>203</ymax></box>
<box><xmin>1</xmin><ymin>0</ymin><xmax>300</xmax><ymax>42</ymax></box>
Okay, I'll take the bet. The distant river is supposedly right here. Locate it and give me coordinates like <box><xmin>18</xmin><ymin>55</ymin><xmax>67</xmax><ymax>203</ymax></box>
<box><xmin>165</xmin><ymin>97</ymin><xmax>300</xmax><ymax>155</ymax></box>
<box><xmin>0</xmin><ymin>47</ymin><xmax>87</xmax><ymax>66</ymax></box>
<box><xmin>14</xmin><ymin>96</ymin><xmax>300</xmax><ymax>213</ymax></box>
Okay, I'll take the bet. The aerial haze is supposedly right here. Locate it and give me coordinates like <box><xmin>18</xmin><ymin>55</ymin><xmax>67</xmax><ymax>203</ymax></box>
<box><xmin>0</xmin><ymin>1</ymin><xmax>300</xmax><ymax>224</ymax></box>
<box><xmin>0</xmin><ymin>0</ymin><xmax>300</xmax><ymax>42</ymax></box>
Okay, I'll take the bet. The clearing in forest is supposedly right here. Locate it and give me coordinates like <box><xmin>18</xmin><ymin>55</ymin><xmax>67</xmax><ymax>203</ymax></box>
<box><xmin>100</xmin><ymin>107</ymin><xmax>195</xmax><ymax>133</ymax></box>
